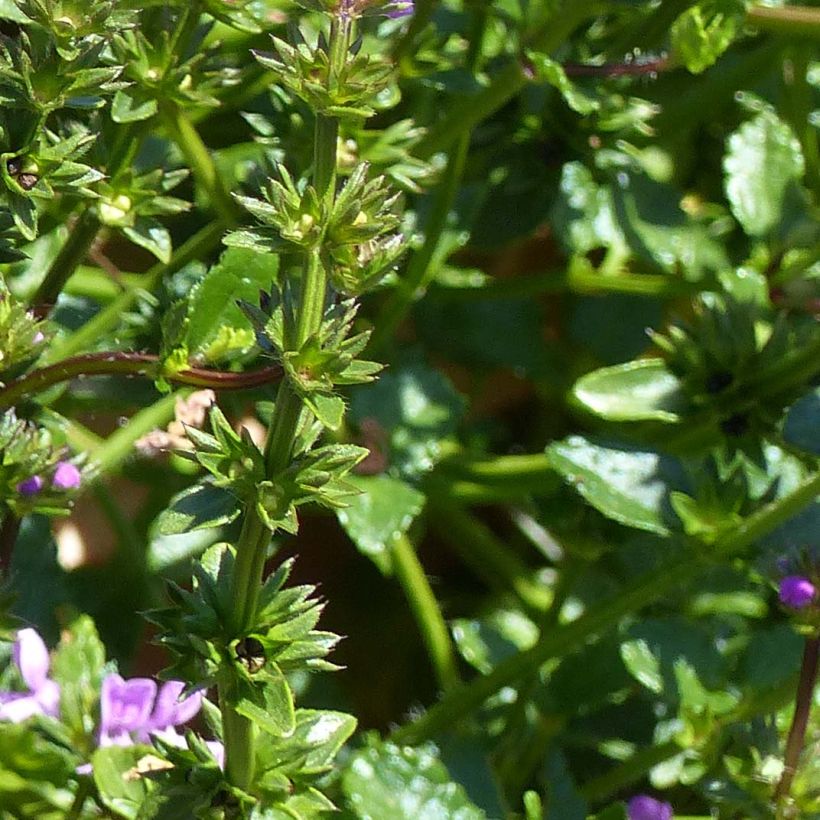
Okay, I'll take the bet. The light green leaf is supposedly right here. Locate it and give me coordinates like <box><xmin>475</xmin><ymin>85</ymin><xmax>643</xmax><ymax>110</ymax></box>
<box><xmin>235</xmin><ymin>674</ymin><xmax>295</xmax><ymax>738</ymax></box>
<box><xmin>572</xmin><ymin>359</ymin><xmax>688</xmax><ymax>422</ymax></box>
<box><xmin>620</xmin><ymin>638</ymin><xmax>663</xmax><ymax>693</ymax></box>
<box><xmin>525</xmin><ymin>52</ymin><xmax>598</xmax><ymax>115</ymax></box>
<box><xmin>184</xmin><ymin>247</ymin><xmax>279</xmax><ymax>361</ymax></box>
<box><xmin>123</xmin><ymin>216</ymin><xmax>171</xmax><ymax>263</ymax></box>
<box><xmin>546</xmin><ymin>436</ymin><xmax>688</xmax><ymax>534</ymax></box>
<box><xmin>337</xmin><ymin>475</ymin><xmax>426</xmax><ymax>574</ymax></box>
<box><xmin>111</xmin><ymin>90</ymin><xmax>157</xmax><ymax>123</ymax></box>
<box><xmin>92</xmin><ymin>745</ymin><xmax>154</xmax><ymax>819</ymax></box>
<box><xmin>724</xmin><ymin>110</ymin><xmax>805</xmax><ymax>237</ymax></box>
<box><xmin>671</xmin><ymin>1</ymin><xmax>743</xmax><ymax>74</ymax></box>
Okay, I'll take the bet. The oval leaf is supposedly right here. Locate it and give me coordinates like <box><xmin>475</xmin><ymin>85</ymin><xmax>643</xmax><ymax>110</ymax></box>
<box><xmin>573</xmin><ymin>359</ymin><xmax>687</xmax><ymax>422</ymax></box>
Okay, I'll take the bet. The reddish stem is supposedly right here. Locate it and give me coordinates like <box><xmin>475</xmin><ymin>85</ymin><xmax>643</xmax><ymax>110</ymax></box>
<box><xmin>0</xmin><ymin>352</ymin><xmax>283</xmax><ymax>410</ymax></box>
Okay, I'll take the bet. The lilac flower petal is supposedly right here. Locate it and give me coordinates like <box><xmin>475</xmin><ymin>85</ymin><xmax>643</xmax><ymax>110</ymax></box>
<box><xmin>627</xmin><ymin>795</ymin><xmax>674</xmax><ymax>820</ymax></box>
<box><xmin>35</xmin><ymin>679</ymin><xmax>61</xmax><ymax>717</ymax></box>
<box><xmin>52</xmin><ymin>461</ymin><xmax>81</xmax><ymax>491</ymax></box>
<box><xmin>779</xmin><ymin>575</ymin><xmax>817</xmax><ymax>609</ymax></box>
<box><xmin>0</xmin><ymin>693</ymin><xmax>44</xmax><ymax>722</ymax></box>
<box><xmin>100</xmin><ymin>674</ymin><xmax>157</xmax><ymax>737</ymax></box>
<box><xmin>14</xmin><ymin>627</ymin><xmax>51</xmax><ymax>690</ymax></box>
<box><xmin>206</xmin><ymin>740</ymin><xmax>225</xmax><ymax>769</ymax></box>
<box><xmin>149</xmin><ymin>681</ymin><xmax>202</xmax><ymax>730</ymax></box>
<box><xmin>16</xmin><ymin>475</ymin><xmax>43</xmax><ymax>497</ymax></box>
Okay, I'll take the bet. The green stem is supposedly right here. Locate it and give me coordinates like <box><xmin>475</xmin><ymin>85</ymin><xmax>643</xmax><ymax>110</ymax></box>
<box><xmin>91</xmin><ymin>391</ymin><xmax>181</xmax><ymax>476</ymax></box>
<box><xmin>0</xmin><ymin>352</ymin><xmax>282</xmax><ymax>411</ymax></box>
<box><xmin>782</xmin><ymin>47</ymin><xmax>820</xmax><ymax>193</ymax></box>
<box><xmin>161</xmin><ymin>103</ymin><xmax>238</xmax><ymax>224</ymax></box>
<box><xmin>774</xmin><ymin>635</ymin><xmax>820</xmax><ymax>813</ymax></box>
<box><xmin>33</xmin><ymin>210</ymin><xmax>101</xmax><ymax>307</ymax></box>
<box><xmin>221</xmin><ymin>12</ymin><xmax>351</xmax><ymax>792</ymax></box>
<box><xmin>747</xmin><ymin>5</ymin><xmax>820</xmax><ymax>39</ymax></box>
<box><xmin>44</xmin><ymin>220</ymin><xmax>226</xmax><ymax>363</ymax></box>
<box><xmin>219</xmin><ymin>672</ymin><xmax>255</xmax><ymax>792</ymax></box>
<box><xmin>393</xmin><ymin>471</ymin><xmax>820</xmax><ymax>744</ymax></box>
<box><xmin>428</xmin><ymin>490</ymin><xmax>551</xmax><ymax>614</ymax></box>
<box><xmin>391</xmin><ymin>533</ymin><xmax>460</xmax><ymax>692</ymax></box>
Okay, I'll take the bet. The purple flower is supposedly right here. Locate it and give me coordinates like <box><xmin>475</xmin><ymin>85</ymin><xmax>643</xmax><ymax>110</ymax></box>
<box><xmin>99</xmin><ymin>674</ymin><xmax>224</xmax><ymax>767</ymax></box>
<box><xmin>385</xmin><ymin>0</ymin><xmax>413</xmax><ymax>18</ymax></box>
<box><xmin>627</xmin><ymin>795</ymin><xmax>674</xmax><ymax>820</ymax></box>
<box><xmin>779</xmin><ymin>575</ymin><xmax>817</xmax><ymax>609</ymax></box>
<box><xmin>52</xmin><ymin>461</ymin><xmax>81</xmax><ymax>491</ymax></box>
<box><xmin>16</xmin><ymin>475</ymin><xmax>43</xmax><ymax>497</ymax></box>
<box><xmin>99</xmin><ymin>673</ymin><xmax>203</xmax><ymax>746</ymax></box>
<box><xmin>0</xmin><ymin>628</ymin><xmax>60</xmax><ymax>722</ymax></box>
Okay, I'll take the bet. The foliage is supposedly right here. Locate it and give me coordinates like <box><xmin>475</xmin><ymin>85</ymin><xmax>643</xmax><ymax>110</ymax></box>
<box><xmin>0</xmin><ymin>0</ymin><xmax>818</xmax><ymax>818</ymax></box>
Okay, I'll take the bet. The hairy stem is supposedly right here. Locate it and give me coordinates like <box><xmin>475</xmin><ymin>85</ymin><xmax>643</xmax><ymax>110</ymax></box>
<box><xmin>222</xmin><ymin>12</ymin><xmax>352</xmax><ymax>792</ymax></box>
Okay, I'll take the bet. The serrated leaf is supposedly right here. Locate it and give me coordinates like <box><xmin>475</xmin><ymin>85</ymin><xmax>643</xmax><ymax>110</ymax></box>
<box><xmin>336</xmin><ymin>475</ymin><xmax>425</xmax><ymax>575</ymax></box>
<box><xmin>153</xmin><ymin>483</ymin><xmax>241</xmax><ymax>536</ymax></box>
<box><xmin>572</xmin><ymin>359</ymin><xmax>688</xmax><ymax>422</ymax></box>
<box><xmin>724</xmin><ymin>110</ymin><xmax>805</xmax><ymax>237</ymax></box>
<box><xmin>546</xmin><ymin>436</ymin><xmax>688</xmax><ymax>535</ymax></box>
<box><xmin>342</xmin><ymin>741</ymin><xmax>486</xmax><ymax>820</ymax></box>
<box><xmin>304</xmin><ymin>392</ymin><xmax>345</xmax><ymax>431</ymax></box>
<box><xmin>184</xmin><ymin>247</ymin><xmax>279</xmax><ymax>361</ymax></box>
<box><xmin>235</xmin><ymin>674</ymin><xmax>295</xmax><ymax>738</ymax></box>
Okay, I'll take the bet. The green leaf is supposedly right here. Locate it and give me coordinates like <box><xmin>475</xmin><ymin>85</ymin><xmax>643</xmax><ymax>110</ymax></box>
<box><xmin>336</xmin><ymin>475</ymin><xmax>426</xmax><ymax>574</ymax></box>
<box><xmin>235</xmin><ymin>673</ymin><xmax>295</xmax><ymax>738</ymax></box>
<box><xmin>123</xmin><ymin>216</ymin><xmax>172</xmax><ymax>263</ymax></box>
<box><xmin>525</xmin><ymin>52</ymin><xmax>598</xmax><ymax>114</ymax></box>
<box><xmin>350</xmin><ymin>362</ymin><xmax>465</xmax><ymax>478</ymax></box>
<box><xmin>304</xmin><ymin>392</ymin><xmax>345</xmax><ymax>431</ymax></box>
<box><xmin>184</xmin><ymin>247</ymin><xmax>279</xmax><ymax>361</ymax></box>
<box><xmin>50</xmin><ymin>615</ymin><xmax>107</xmax><ymax>738</ymax></box>
<box><xmin>110</xmin><ymin>89</ymin><xmax>157</xmax><ymax>123</ymax></box>
<box><xmin>724</xmin><ymin>110</ymin><xmax>805</xmax><ymax>237</ymax></box>
<box><xmin>546</xmin><ymin>436</ymin><xmax>688</xmax><ymax>535</ymax></box>
<box><xmin>92</xmin><ymin>744</ymin><xmax>154</xmax><ymax>819</ymax></box>
<box><xmin>572</xmin><ymin>360</ymin><xmax>688</xmax><ymax>422</ymax></box>
<box><xmin>671</xmin><ymin>1</ymin><xmax>743</xmax><ymax>74</ymax></box>
<box><xmin>783</xmin><ymin>387</ymin><xmax>820</xmax><ymax>455</ymax></box>
<box><xmin>152</xmin><ymin>483</ymin><xmax>241</xmax><ymax>536</ymax></box>
<box><xmin>289</xmin><ymin>709</ymin><xmax>357</xmax><ymax>773</ymax></box>
<box><xmin>620</xmin><ymin>638</ymin><xmax>663</xmax><ymax>693</ymax></box>
<box><xmin>342</xmin><ymin>740</ymin><xmax>486</xmax><ymax>820</ymax></box>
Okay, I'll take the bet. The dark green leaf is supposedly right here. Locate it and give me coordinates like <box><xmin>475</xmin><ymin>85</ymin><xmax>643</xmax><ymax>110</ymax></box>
<box><xmin>152</xmin><ymin>483</ymin><xmax>241</xmax><ymax>537</ymax></box>
<box><xmin>342</xmin><ymin>740</ymin><xmax>486</xmax><ymax>820</ymax></box>
<box><xmin>546</xmin><ymin>436</ymin><xmax>689</xmax><ymax>534</ymax></box>
<box><xmin>337</xmin><ymin>475</ymin><xmax>426</xmax><ymax>574</ymax></box>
